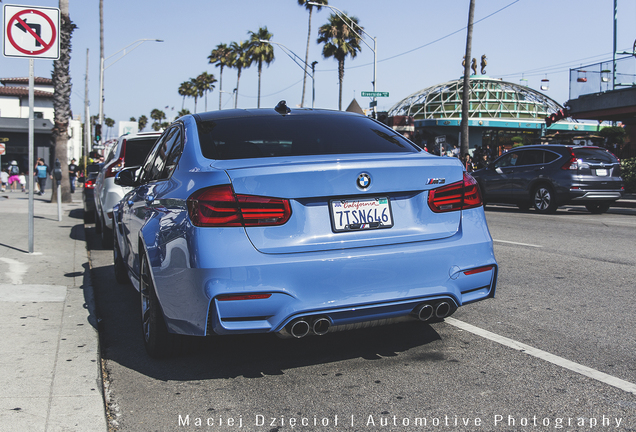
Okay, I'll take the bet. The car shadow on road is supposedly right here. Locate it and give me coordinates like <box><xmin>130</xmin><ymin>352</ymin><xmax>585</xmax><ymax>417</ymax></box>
<box><xmin>90</xmin><ymin>261</ymin><xmax>445</xmax><ymax>382</ymax></box>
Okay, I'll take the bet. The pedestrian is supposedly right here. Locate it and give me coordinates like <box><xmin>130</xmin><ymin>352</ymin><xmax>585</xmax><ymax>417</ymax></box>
<box><xmin>0</xmin><ymin>168</ymin><xmax>8</xmax><ymax>192</ymax></box>
<box><xmin>8</xmin><ymin>161</ymin><xmax>20</xmax><ymax>192</ymax></box>
<box><xmin>68</xmin><ymin>158</ymin><xmax>78</xmax><ymax>193</ymax></box>
<box><xmin>462</xmin><ymin>154</ymin><xmax>474</xmax><ymax>172</ymax></box>
<box><xmin>452</xmin><ymin>145</ymin><xmax>460</xmax><ymax>158</ymax></box>
<box><xmin>34</xmin><ymin>158</ymin><xmax>51</xmax><ymax>196</ymax></box>
<box><xmin>19</xmin><ymin>172</ymin><xmax>26</xmax><ymax>192</ymax></box>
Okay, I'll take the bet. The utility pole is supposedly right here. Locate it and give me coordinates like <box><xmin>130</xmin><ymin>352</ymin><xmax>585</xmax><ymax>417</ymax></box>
<box><xmin>461</xmin><ymin>0</ymin><xmax>475</xmax><ymax>157</ymax></box>
<box><xmin>84</xmin><ymin>49</ymin><xmax>90</xmax><ymax>173</ymax></box>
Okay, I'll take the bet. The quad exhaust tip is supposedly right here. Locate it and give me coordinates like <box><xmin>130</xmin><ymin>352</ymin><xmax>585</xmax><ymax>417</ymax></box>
<box><xmin>289</xmin><ymin>319</ymin><xmax>310</xmax><ymax>338</ymax></box>
<box><xmin>312</xmin><ymin>317</ymin><xmax>331</xmax><ymax>336</ymax></box>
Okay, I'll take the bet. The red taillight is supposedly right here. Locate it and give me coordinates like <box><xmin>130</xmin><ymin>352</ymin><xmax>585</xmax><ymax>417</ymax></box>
<box><xmin>561</xmin><ymin>149</ymin><xmax>578</xmax><ymax>170</ymax></box>
<box><xmin>84</xmin><ymin>178</ymin><xmax>96</xmax><ymax>189</ymax></box>
<box><xmin>104</xmin><ymin>157</ymin><xmax>124</xmax><ymax>178</ymax></box>
<box><xmin>463</xmin><ymin>265</ymin><xmax>494</xmax><ymax>276</ymax></box>
<box><xmin>104</xmin><ymin>139</ymin><xmax>126</xmax><ymax>178</ymax></box>
<box><xmin>187</xmin><ymin>185</ymin><xmax>291</xmax><ymax>227</ymax></box>
<box><xmin>217</xmin><ymin>294</ymin><xmax>272</xmax><ymax>301</ymax></box>
<box><xmin>427</xmin><ymin>172</ymin><xmax>482</xmax><ymax>213</ymax></box>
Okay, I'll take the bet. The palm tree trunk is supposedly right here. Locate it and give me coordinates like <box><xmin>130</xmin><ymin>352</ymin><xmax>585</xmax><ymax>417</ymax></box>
<box><xmin>219</xmin><ymin>66</ymin><xmax>223</xmax><ymax>110</ymax></box>
<box><xmin>338</xmin><ymin>59</ymin><xmax>345</xmax><ymax>110</ymax></box>
<box><xmin>257</xmin><ymin>61</ymin><xmax>263</xmax><ymax>109</ymax></box>
<box><xmin>51</xmin><ymin>0</ymin><xmax>75</xmax><ymax>203</ymax></box>
<box><xmin>235</xmin><ymin>69</ymin><xmax>242</xmax><ymax>109</ymax></box>
<box><xmin>301</xmin><ymin>8</ymin><xmax>313</xmax><ymax>107</ymax></box>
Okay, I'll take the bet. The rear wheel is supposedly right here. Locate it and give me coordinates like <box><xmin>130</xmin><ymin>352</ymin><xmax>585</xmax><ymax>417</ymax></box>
<box><xmin>585</xmin><ymin>202</ymin><xmax>611</xmax><ymax>214</ymax></box>
<box><xmin>140</xmin><ymin>254</ymin><xmax>178</xmax><ymax>358</ymax></box>
<box><xmin>532</xmin><ymin>185</ymin><xmax>557</xmax><ymax>214</ymax></box>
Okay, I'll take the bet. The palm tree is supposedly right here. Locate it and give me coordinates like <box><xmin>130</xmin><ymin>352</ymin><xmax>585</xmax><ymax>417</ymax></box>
<box><xmin>104</xmin><ymin>117</ymin><xmax>115</xmax><ymax>140</ymax></box>
<box><xmin>208</xmin><ymin>43</ymin><xmax>235</xmax><ymax>110</ymax></box>
<box><xmin>51</xmin><ymin>0</ymin><xmax>76</xmax><ymax>203</ymax></box>
<box><xmin>178</xmin><ymin>81</ymin><xmax>195</xmax><ymax>110</ymax></box>
<box><xmin>298</xmin><ymin>0</ymin><xmax>327</xmax><ymax>107</ymax></box>
<box><xmin>229</xmin><ymin>40</ymin><xmax>252</xmax><ymax>109</ymax></box>
<box><xmin>196</xmin><ymin>72</ymin><xmax>217</xmax><ymax>112</ymax></box>
<box><xmin>177</xmin><ymin>108</ymin><xmax>191</xmax><ymax>118</ymax></box>
<box><xmin>317</xmin><ymin>12</ymin><xmax>363</xmax><ymax>110</ymax></box>
<box><xmin>248</xmin><ymin>27</ymin><xmax>275</xmax><ymax>108</ymax></box>
<box><xmin>138</xmin><ymin>115</ymin><xmax>148</xmax><ymax>132</ymax></box>
<box><xmin>150</xmin><ymin>109</ymin><xmax>166</xmax><ymax>131</ymax></box>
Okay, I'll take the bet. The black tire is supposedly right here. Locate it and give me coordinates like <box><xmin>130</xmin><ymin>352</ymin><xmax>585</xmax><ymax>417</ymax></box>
<box><xmin>113</xmin><ymin>232</ymin><xmax>129</xmax><ymax>285</ymax></box>
<box><xmin>101</xmin><ymin>218</ymin><xmax>113</xmax><ymax>249</ymax></box>
<box><xmin>585</xmin><ymin>202</ymin><xmax>611</xmax><ymax>214</ymax></box>
<box><xmin>532</xmin><ymin>185</ymin><xmax>557</xmax><ymax>214</ymax></box>
<box><xmin>95</xmin><ymin>211</ymin><xmax>102</xmax><ymax>234</ymax></box>
<box><xmin>140</xmin><ymin>254</ymin><xmax>179</xmax><ymax>358</ymax></box>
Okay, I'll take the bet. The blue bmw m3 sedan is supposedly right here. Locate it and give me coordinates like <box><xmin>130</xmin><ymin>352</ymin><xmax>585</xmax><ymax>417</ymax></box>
<box><xmin>113</xmin><ymin>104</ymin><xmax>498</xmax><ymax>358</ymax></box>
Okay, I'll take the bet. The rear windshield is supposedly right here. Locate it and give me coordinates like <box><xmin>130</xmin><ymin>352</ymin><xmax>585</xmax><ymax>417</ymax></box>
<box><xmin>197</xmin><ymin>114</ymin><xmax>420</xmax><ymax>160</ymax></box>
<box><xmin>573</xmin><ymin>148</ymin><xmax>617</xmax><ymax>163</ymax></box>
<box><xmin>124</xmin><ymin>137</ymin><xmax>159</xmax><ymax>166</ymax></box>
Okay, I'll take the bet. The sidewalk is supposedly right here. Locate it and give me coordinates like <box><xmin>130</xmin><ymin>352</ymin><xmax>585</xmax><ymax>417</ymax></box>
<box><xmin>0</xmin><ymin>192</ymin><xmax>107</xmax><ymax>432</ymax></box>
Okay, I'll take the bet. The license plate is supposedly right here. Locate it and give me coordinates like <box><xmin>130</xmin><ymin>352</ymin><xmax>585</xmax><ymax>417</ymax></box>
<box><xmin>595</xmin><ymin>169</ymin><xmax>608</xmax><ymax>176</ymax></box>
<box><xmin>330</xmin><ymin>197</ymin><xmax>393</xmax><ymax>232</ymax></box>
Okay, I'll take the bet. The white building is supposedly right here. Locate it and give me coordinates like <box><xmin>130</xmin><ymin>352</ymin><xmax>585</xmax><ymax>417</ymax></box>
<box><xmin>0</xmin><ymin>77</ymin><xmax>82</xmax><ymax>172</ymax></box>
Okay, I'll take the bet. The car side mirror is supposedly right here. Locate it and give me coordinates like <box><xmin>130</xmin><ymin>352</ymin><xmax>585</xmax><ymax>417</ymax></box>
<box><xmin>114</xmin><ymin>166</ymin><xmax>140</xmax><ymax>187</ymax></box>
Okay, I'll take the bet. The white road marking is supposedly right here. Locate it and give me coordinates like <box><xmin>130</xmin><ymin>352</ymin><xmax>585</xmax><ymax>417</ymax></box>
<box><xmin>446</xmin><ymin>317</ymin><xmax>636</xmax><ymax>396</ymax></box>
<box><xmin>0</xmin><ymin>257</ymin><xmax>27</xmax><ymax>284</ymax></box>
<box><xmin>493</xmin><ymin>239</ymin><xmax>543</xmax><ymax>248</ymax></box>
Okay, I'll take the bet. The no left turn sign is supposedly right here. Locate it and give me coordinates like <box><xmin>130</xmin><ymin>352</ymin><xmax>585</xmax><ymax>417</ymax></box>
<box><xmin>3</xmin><ymin>4</ymin><xmax>60</xmax><ymax>59</ymax></box>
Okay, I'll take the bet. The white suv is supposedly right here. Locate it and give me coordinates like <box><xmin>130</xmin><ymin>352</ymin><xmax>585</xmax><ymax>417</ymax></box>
<box><xmin>94</xmin><ymin>131</ymin><xmax>162</xmax><ymax>247</ymax></box>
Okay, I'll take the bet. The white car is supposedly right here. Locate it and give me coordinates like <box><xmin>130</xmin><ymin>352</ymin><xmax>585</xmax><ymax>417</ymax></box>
<box><xmin>94</xmin><ymin>131</ymin><xmax>162</xmax><ymax>247</ymax></box>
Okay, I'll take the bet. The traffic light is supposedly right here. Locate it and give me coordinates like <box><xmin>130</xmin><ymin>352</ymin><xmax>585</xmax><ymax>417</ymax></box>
<box><xmin>94</xmin><ymin>124</ymin><xmax>102</xmax><ymax>142</ymax></box>
<box><xmin>545</xmin><ymin>108</ymin><xmax>570</xmax><ymax>127</ymax></box>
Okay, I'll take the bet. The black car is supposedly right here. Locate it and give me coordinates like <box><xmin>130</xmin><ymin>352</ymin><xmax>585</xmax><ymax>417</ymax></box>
<box><xmin>471</xmin><ymin>145</ymin><xmax>624</xmax><ymax>214</ymax></box>
<box><xmin>82</xmin><ymin>163</ymin><xmax>102</xmax><ymax>222</ymax></box>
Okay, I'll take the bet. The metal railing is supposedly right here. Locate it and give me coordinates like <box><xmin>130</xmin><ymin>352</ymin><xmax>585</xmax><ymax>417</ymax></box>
<box><xmin>569</xmin><ymin>56</ymin><xmax>636</xmax><ymax>100</ymax></box>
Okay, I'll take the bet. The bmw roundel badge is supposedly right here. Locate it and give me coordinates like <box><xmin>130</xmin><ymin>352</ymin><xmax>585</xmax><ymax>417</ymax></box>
<box><xmin>357</xmin><ymin>173</ymin><xmax>371</xmax><ymax>189</ymax></box>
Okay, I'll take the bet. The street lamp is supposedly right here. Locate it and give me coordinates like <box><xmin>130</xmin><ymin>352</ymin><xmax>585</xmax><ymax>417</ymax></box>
<box><xmin>98</xmin><ymin>38</ymin><xmax>163</xmax><ymax>145</ymax></box>
<box><xmin>308</xmin><ymin>2</ymin><xmax>377</xmax><ymax>116</ymax></box>
<box><xmin>260</xmin><ymin>39</ymin><xmax>317</xmax><ymax>108</ymax></box>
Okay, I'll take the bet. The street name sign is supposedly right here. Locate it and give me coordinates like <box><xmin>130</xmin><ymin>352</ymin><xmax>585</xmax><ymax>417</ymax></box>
<box><xmin>3</xmin><ymin>5</ymin><xmax>60</xmax><ymax>59</ymax></box>
<box><xmin>361</xmin><ymin>91</ymin><xmax>389</xmax><ymax>98</ymax></box>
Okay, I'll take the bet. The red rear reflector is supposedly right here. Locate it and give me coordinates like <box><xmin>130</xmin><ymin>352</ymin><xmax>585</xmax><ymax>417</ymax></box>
<box><xmin>85</xmin><ymin>179</ymin><xmax>95</xmax><ymax>189</ymax></box>
<box><xmin>428</xmin><ymin>172</ymin><xmax>482</xmax><ymax>213</ymax></box>
<box><xmin>217</xmin><ymin>294</ymin><xmax>272</xmax><ymax>301</ymax></box>
<box><xmin>463</xmin><ymin>265</ymin><xmax>494</xmax><ymax>276</ymax></box>
<box><xmin>187</xmin><ymin>185</ymin><xmax>291</xmax><ymax>227</ymax></box>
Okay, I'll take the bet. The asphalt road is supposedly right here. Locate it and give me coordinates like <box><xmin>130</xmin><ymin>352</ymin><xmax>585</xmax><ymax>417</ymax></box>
<box><xmin>87</xmin><ymin>204</ymin><xmax>636</xmax><ymax>432</ymax></box>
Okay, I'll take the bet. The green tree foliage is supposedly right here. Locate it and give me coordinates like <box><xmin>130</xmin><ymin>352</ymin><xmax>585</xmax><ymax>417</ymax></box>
<box><xmin>150</xmin><ymin>109</ymin><xmax>166</xmax><ymax>131</ymax></box>
<box><xmin>229</xmin><ymin>40</ymin><xmax>253</xmax><ymax>109</ymax></box>
<box><xmin>208</xmin><ymin>43</ymin><xmax>235</xmax><ymax>110</ymax></box>
<box><xmin>621</xmin><ymin>158</ymin><xmax>636</xmax><ymax>193</ymax></box>
<box><xmin>317</xmin><ymin>12</ymin><xmax>363</xmax><ymax>110</ymax></box>
<box><xmin>138</xmin><ymin>115</ymin><xmax>148</xmax><ymax>132</ymax></box>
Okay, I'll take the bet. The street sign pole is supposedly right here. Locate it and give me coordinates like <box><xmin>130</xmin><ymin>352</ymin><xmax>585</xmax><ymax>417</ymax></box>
<box><xmin>28</xmin><ymin>59</ymin><xmax>35</xmax><ymax>253</ymax></box>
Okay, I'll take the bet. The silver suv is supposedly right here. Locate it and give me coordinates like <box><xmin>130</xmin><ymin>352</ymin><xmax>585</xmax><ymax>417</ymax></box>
<box><xmin>94</xmin><ymin>131</ymin><xmax>162</xmax><ymax>247</ymax></box>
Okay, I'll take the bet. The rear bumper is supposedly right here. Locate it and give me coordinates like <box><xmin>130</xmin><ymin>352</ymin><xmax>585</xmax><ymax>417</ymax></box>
<box><xmin>569</xmin><ymin>190</ymin><xmax>623</xmax><ymax>201</ymax></box>
<box><xmin>149</xmin><ymin>207</ymin><xmax>497</xmax><ymax>337</ymax></box>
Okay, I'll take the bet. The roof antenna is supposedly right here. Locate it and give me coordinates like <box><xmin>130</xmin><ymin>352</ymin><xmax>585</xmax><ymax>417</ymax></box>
<box><xmin>275</xmin><ymin>100</ymin><xmax>291</xmax><ymax>115</ymax></box>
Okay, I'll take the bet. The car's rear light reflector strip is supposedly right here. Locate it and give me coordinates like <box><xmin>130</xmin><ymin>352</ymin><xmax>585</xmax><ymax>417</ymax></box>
<box><xmin>217</xmin><ymin>294</ymin><xmax>272</xmax><ymax>301</ymax></box>
<box><xmin>463</xmin><ymin>265</ymin><xmax>495</xmax><ymax>276</ymax></box>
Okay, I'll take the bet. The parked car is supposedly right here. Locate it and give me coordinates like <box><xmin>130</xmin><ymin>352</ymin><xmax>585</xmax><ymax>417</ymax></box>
<box><xmin>113</xmin><ymin>105</ymin><xmax>498</xmax><ymax>358</ymax></box>
<box><xmin>82</xmin><ymin>163</ymin><xmax>102</xmax><ymax>223</ymax></box>
<box><xmin>471</xmin><ymin>144</ymin><xmax>624</xmax><ymax>214</ymax></box>
<box><xmin>94</xmin><ymin>131</ymin><xmax>162</xmax><ymax>247</ymax></box>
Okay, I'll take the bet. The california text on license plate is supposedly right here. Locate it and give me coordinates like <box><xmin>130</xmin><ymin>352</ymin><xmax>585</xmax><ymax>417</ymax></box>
<box><xmin>330</xmin><ymin>197</ymin><xmax>393</xmax><ymax>232</ymax></box>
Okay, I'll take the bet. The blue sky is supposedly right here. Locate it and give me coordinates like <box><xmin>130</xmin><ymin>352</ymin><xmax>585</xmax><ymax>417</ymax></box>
<box><xmin>2</xmin><ymin>0</ymin><xmax>635</xmax><ymax>132</ymax></box>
